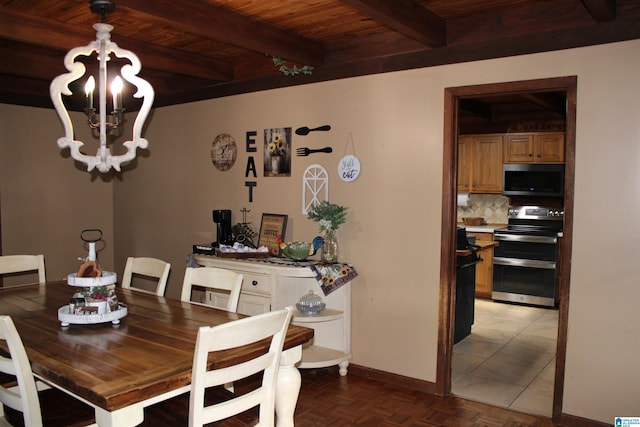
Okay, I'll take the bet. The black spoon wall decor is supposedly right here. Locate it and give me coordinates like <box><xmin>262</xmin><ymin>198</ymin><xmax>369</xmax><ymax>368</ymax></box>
<box><xmin>295</xmin><ymin>125</ymin><xmax>331</xmax><ymax>135</ymax></box>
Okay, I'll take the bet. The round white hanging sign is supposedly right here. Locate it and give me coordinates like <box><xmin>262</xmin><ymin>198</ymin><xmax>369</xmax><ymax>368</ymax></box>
<box><xmin>338</xmin><ymin>155</ymin><xmax>361</xmax><ymax>182</ymax></box>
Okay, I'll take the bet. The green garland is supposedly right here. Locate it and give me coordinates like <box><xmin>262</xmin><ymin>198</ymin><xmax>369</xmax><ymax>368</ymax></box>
<box><xmin>271</xmin><ymin>56</ymin><xmax>313</xmax><ymax>76</ymax></box>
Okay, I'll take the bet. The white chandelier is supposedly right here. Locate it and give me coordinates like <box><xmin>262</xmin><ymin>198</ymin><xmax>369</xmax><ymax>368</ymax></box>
<box><xmin>50</xmin><ymin>0</ymin><xmax>154</xmax><ymax>173</ymax></box>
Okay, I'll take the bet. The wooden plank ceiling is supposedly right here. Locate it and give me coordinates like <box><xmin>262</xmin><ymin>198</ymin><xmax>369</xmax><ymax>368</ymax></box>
<box><xmin>0</xmin><ymin>0</ymin><xmax>638</xmax><ymax>122</ymax></box>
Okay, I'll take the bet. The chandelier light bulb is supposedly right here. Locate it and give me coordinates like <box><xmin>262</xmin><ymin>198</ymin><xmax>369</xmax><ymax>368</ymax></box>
<box><xmin>85</xmin><ymin>76</ymin><xmax>95</xmax><ymax>109</ymax></box>
<box><xmin>111</xmin><ymin>76</ymin><xmax>123</xmax><ymax>110</ymax></box>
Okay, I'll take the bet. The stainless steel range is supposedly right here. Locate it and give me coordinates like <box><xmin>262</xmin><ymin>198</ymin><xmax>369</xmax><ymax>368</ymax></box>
<box><xmin>493</xmin><ymin>205</ymin><xmax>563</xmax><ymax>307</ymax></box>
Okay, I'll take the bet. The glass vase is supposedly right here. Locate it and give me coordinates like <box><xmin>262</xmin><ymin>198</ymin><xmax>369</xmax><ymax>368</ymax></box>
<box><xmin>321</xmin><ymin>230</ymin><xmax>339</xmax><ymax>263</ymax></box>
<box><xmin>271</xmin><ymin>155</ymin><xmax>280</xmax><ymax>175</ymax></box>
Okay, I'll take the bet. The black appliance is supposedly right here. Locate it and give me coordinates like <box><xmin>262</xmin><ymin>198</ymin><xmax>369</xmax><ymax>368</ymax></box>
<box><xmin>455</xmin><ymin>226</ymin><xmax>482</xmax><ymax>344</ymax></box>
<box><xmin>502</xmin><ymin>164</ymin><xmax>564</xmax><ymax>198</ymax></box>
<box><xmin>493</xmin><ymin>205</ymin><xmax>563</xmax><ymax>307</ymax></box>
<box><xmin>212</xmin><ymin>209</ymin><xmax>233</xmax><ymax>246</ymax></box>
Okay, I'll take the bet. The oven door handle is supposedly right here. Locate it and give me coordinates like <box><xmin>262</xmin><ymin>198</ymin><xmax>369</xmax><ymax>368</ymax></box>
<box><xmin>494</xmin><ymin>257</ymin><xmax>556</xmax><ymax>269</ymax></box>
<box><xmin>494</xmin><ymin>234</ymin><xmax>558</xmax><ymax>244</ymax></box>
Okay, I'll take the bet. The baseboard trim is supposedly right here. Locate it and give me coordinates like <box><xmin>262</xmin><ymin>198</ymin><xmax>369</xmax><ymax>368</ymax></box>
<box><xmin>348</xmin><ymin>364</ymin><xmax>437</xmax><ymax>394</ymax></box>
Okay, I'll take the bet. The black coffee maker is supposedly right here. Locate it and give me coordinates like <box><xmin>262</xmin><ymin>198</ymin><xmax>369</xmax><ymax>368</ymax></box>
<box><xmin>212</xmin><ymin>209</ymin><xmax>233</xmax><ymax>246</ymax></box>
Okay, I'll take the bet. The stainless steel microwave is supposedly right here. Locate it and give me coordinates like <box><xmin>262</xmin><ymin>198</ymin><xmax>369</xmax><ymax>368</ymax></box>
<box><xmin>502</xmin><ymin>164</ymin><xmax>564</xmax><ymax>197</ymax></box>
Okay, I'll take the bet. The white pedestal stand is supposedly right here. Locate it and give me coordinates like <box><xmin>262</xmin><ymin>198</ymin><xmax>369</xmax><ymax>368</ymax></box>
<box><xmin>58</xmin><ymin>271</ymin><xmax>127</xmax><ymax>327</ymax></box>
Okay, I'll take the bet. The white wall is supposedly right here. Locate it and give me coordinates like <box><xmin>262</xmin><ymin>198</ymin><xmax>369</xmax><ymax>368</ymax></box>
<box><xmin>2</xmin><ymin>39</ymin><xmax>639</xmax><ymax>423</ymax></box>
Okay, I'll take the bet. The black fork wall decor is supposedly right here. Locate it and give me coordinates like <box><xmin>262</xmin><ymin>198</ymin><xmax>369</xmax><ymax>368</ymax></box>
<box><xmin>296</xmin><ymin>147</ymin><xmax>333</xmax><ymax>156</ymax></box>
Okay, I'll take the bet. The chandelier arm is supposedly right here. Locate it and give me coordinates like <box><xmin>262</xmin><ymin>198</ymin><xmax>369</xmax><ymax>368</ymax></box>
<box><xmin>50</xmin><ymin>42</ymin><xmax>104</xmax><ymax>172</ymax></box>
<box><xmin>106</xmin><ymin>44</ymin><xmax>155</xmax><ymax>172</ymax></box>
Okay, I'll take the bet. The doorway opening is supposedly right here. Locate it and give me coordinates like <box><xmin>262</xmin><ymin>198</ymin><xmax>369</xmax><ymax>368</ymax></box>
<box><xmin>437</xmin><ymin>76</ymin><xmax>576</xmax><ymax>424</ymax></box>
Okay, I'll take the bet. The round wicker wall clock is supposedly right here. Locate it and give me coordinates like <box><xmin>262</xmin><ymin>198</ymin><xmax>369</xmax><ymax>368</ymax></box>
<box><xmin>211</xmin><ymin>133</ymin><xmax>237</xmax><ymax>171</ymax></box>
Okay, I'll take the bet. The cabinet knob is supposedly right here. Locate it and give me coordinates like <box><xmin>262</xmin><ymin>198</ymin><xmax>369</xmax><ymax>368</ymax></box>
<box><xmin>252</xmin><ymin>280</ymin><xmax>258</xmax><ymax>286</ymax></box>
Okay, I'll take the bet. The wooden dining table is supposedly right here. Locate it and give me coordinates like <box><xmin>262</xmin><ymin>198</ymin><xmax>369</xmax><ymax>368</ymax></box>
<box><xmin>0</xmin><ymin>282</ymin><xmax>314</xmax><ymax>427</ymax></box>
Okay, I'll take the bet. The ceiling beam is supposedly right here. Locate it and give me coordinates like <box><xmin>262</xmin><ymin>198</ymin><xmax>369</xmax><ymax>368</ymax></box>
<box><xmin>0</xmin><ymin>47</ymin><xmax>62</xmax><ymax>81</ymax></box>
<box><xmin>326</xmin><ymin>32</ymin><xmax>427</xmax><ymax>64</ymax></box>
<box><xmin>447</xmin><ymin>0</ymin><xmax>597</xmax><ymax>45</ymax></box>
<box><xmin>0</xmin><ymin>7</ymin><xmax>234</xmax><ymax>81</ymax></box>
<box><xmin>116</xmin><ymin>0</ymin><xmax>324</xmax><ymax>66</ymax></box>
<box><xmin>580</xmin><ymin>0</ymin><xmax>616</xmax><ymax>21</ymax></box>
<box><xmin>459</xmin><ymin>99</ymin><xmax>493</xmax><ymax>121</ymax></box>
<box><xmin>339</xmin><ymin>0</ymin><xmax>446</xmax><ymax>47</ymax></box>
<box><xmin>521</xmin><ymin>93</ymin><xmax>566</xmax><ymax>114</ymax></box>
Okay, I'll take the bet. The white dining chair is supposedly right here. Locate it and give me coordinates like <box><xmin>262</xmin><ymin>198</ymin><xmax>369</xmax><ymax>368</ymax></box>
<box><xmin>0</xmin><ymin>315</ymin><xmax>42</xmax><ymax>426</ymax></box>
<box><xmin>0</xmin><ymin>316</ymin><xmax>96</xmax><ymax>427</ymax></box>
<box><xmin>121</xmin><ymin>256</ymin><xmax>171</xmax><ymax>296</ymax></box>
<box><xmin>142</xmin><ymin>306</ymin><xmax>294</xmax><ymax>427</ymax></box>
<box><xmin>181</xmin><ymin>267</ymin><xmax>243</xmax><ymax>313</ymax></box>
<box><xmin>0</xmin><ymin>255</ymin><xmax>46</xmax><ymax>284</ymax></box>
<box><xmin>192</xmin><ymin>306</ymin><xmax>293</xmax><ymax>426</ymax></box>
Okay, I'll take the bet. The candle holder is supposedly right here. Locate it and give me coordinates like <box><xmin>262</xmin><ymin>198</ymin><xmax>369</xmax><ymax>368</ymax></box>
<box><xmin>84</xmin><ymin>107</ymin><xmax>125</xmax><ymax>136</ymax></box>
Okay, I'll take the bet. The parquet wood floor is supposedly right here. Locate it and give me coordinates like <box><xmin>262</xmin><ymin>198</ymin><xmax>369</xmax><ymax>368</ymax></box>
<box><xmin>144</xmin><ymin>366</ymin><xmax>557</xmax><ymax>426</ymax></box>
<box><xmin>292</xmin><ymin>367</ymin><xmax>556</xmax><ymax>427</ymax></box>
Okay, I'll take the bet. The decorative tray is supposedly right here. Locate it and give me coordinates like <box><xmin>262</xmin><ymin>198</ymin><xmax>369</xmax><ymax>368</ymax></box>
<box><xmin>58</xmin><ymin>304</ymin><xmax>127</xmax><ymax>327</ymax></box>
<box><xmin>216</xmin><ymin>250</ymin><xmax>270</xmax><ymax>259</ymax></box>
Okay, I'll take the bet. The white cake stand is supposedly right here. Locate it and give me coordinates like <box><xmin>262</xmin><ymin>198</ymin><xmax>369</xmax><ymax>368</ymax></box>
<box><xmin>58</xmin><ymin>271</ymin><xmax>127</xmax><ymax>327</ymax></box>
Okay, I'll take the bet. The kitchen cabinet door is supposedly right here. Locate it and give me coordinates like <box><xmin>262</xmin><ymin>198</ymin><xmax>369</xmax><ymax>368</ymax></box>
<box><xmin>458</xmin><ymin>134</ymin><xmax>503</xmax><ymax>194</ymax></box>
<box><xmin>504</xmin><ymin>132</ymin><xmax>565</xmax><ymax>163</ymax></box>
<box><xmin>503</xmin><ymin>134</ymin><xmax>534</xmax><ymax>163</ymax></box>
<box><xmin>470</xmin><ymin>135</ymin><xmax>503</xmax><ymax>193</ymax></box>
<box><xmin>535</xmin><ymin>133</ymin><xmax>565</xmax><ymax>163</ymax></box>
<box><xmin>457</xmin><ymin>135</ymin><xmax>473</xmax><ymax>192</ymax></box>
<box><xmin>468</xmin><ymin>231</ymin><xmax>494</xmax><ymax>299</ymax></box>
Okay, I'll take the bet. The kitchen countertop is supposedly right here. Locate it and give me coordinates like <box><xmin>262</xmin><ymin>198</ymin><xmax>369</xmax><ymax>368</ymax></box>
<box><xmin>456</xmin><ymin>240</ymin><xmax>499</xmax><ymax>256</ymax></box>
<box><xmin>458</xmin><ymin>223</ymin><xmax>563</xmax><ymax>237</ymax></box>
<box><xmin>457</xmin><ymin>223</ymin><xmax>507</xmax><ymax>233</ymax></box>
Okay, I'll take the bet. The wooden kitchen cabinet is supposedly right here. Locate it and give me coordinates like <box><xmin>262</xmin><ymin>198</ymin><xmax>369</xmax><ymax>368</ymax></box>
<box><xmin>468</xmin><ymin>232</ymin><xmax>494</xmax><ymax>299</ymax></box>
<box><xmin>192</xmin><ymin>255</ymin><xmax>352</xmax><ymax>376</ymax></box>
<box><xmin>503</xmin><ymin>132</ymin><xmax>565</xmax><ymax>163</ymax></box>
<box><xmin>458</xmin><ymin>134</ymin><xmax>503</xmax><ymax>193</ymax></box>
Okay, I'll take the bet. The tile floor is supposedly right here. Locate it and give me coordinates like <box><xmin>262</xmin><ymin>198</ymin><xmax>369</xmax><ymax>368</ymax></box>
<box><xmin>452</xmin><ymin>298</ymin><xmax>559</xmax><ymax>417</ymax></box>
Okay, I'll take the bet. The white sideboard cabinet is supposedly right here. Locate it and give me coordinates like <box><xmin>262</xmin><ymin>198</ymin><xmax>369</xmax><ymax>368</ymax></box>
<box><xmin>192</xmin><ymin>255</ymin><xmax>352</xmax><ymax>375</ymax></box>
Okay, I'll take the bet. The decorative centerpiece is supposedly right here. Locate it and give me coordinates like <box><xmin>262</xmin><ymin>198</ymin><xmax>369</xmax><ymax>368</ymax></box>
<box><xmin>276</xmin><ymin>235</ymin><xmax>323</xmax><ymax>261</ymax></box>
<box><xmin>307</xmin><ymin>201</ymin><xmax>347</xmax><ymax>263</ymax></box>
<box><xmin>58</xmin><ymin>229</ymin><xmax>127</xmax><ymax>327</ymax></box>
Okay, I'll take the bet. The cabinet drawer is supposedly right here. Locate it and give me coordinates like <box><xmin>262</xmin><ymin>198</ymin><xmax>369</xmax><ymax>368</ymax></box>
<box><xmin>238</xmin><ymin>293</ymin><xmax>271</xmax><ymax>316</ymax></box>
<box><xmin>240</xmin><ymin>272</ymin><xmax>270</xmax><ymax>295</ymax></box>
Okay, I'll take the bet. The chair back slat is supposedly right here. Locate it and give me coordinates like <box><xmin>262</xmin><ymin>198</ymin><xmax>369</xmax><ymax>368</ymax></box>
<box><xmin>121</xmin><ymin>257</ymin><xmax>171</xmax><ymax>296</ymax></box>
<box><xmin>0</xmin><ymin>255</ymin><xmax>46</xmax><ymax>284</ymax></box>
<box><xmin>181</xmin><ymin>267</ymin><xmax>242</xmax><ymax>313</ymax></box>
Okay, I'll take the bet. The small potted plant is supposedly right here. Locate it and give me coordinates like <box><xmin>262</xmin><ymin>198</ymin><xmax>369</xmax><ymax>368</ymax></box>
<box><xmin>307</xmin><ymin>201</ymin><xmax>347</xmax><ymax>263</ymax></box>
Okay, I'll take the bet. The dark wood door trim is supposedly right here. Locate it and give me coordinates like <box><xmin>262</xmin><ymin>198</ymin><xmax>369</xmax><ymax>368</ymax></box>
<box><xmin>437</xmin><ymin>75</ymin><xmax>577</xmax><ymax>424</ymax></box>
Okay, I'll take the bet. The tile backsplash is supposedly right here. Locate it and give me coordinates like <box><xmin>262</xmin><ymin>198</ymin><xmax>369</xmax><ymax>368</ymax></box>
<box><xmin>457</xmin><ymin>194</ymin><xmax>508</xmax><ymax>224</ymax></box>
